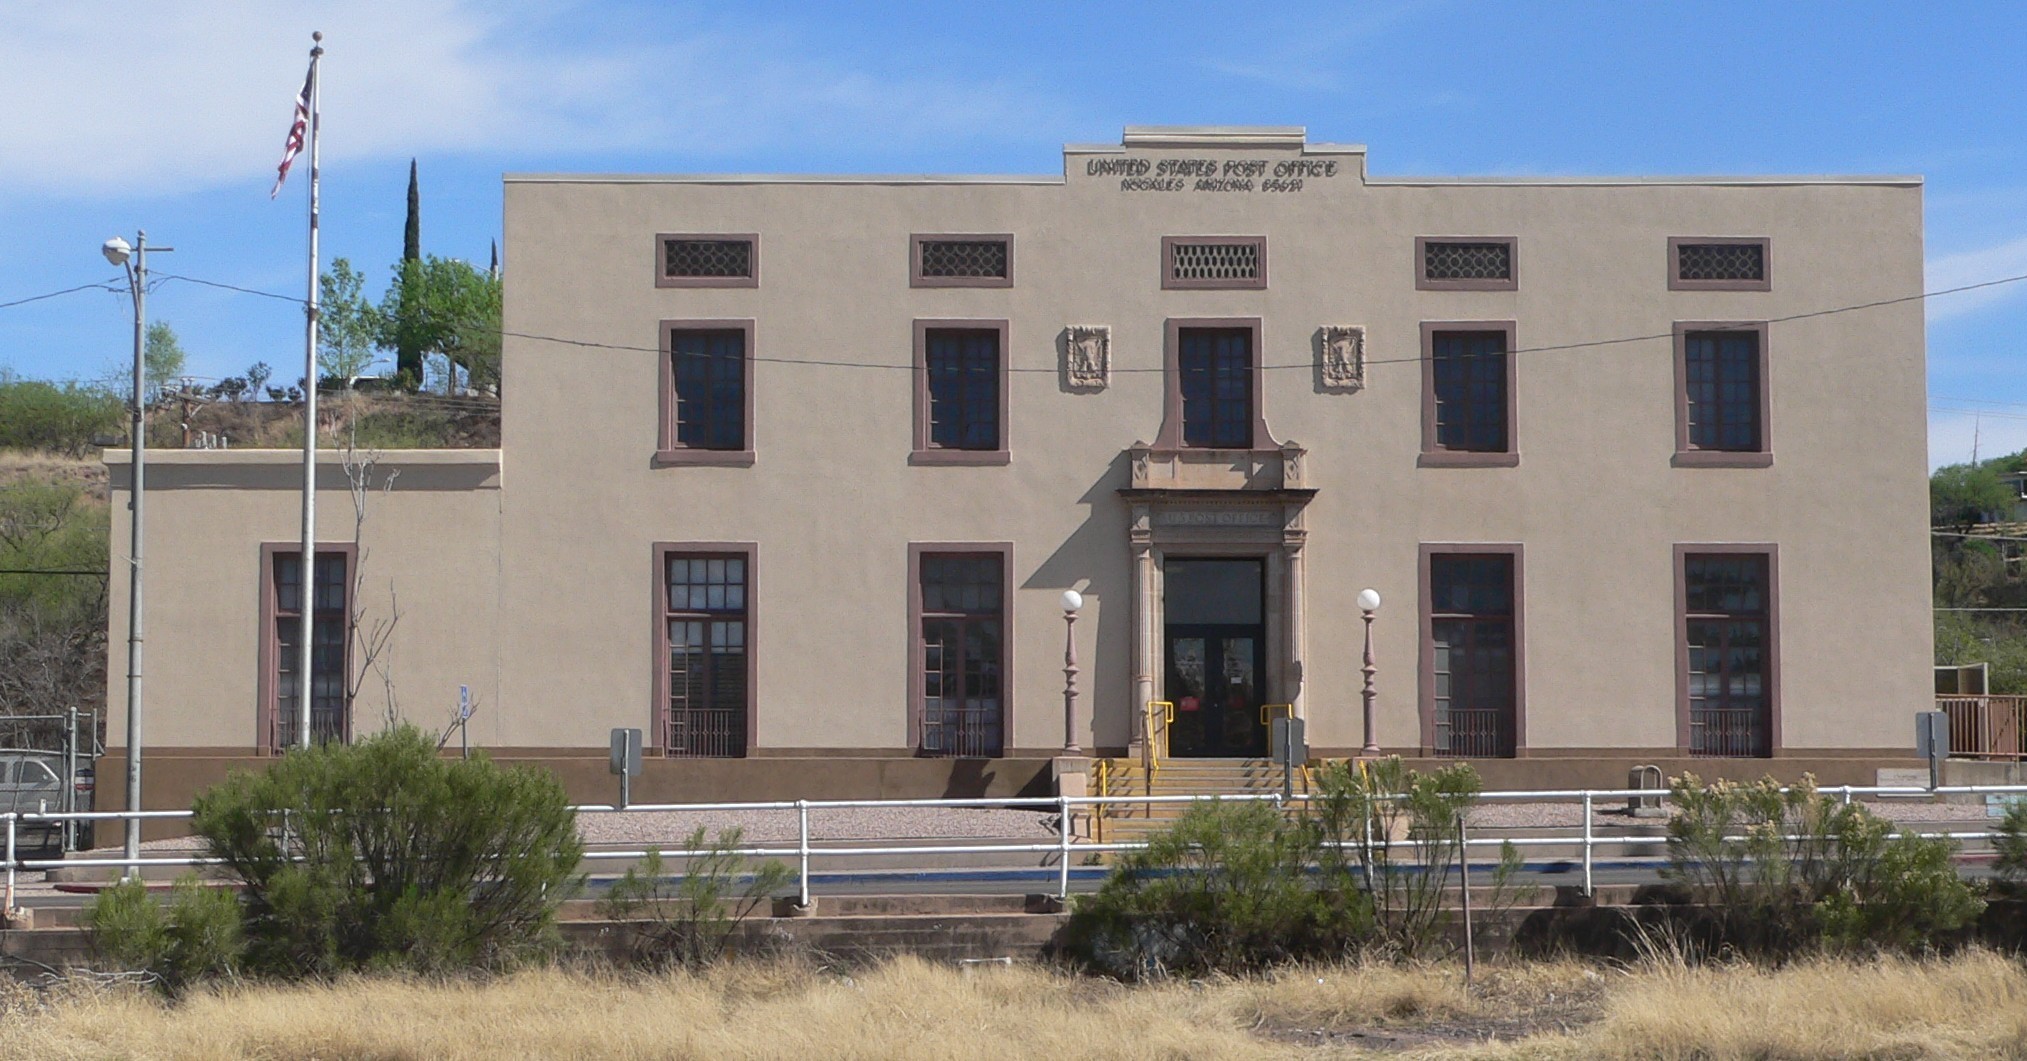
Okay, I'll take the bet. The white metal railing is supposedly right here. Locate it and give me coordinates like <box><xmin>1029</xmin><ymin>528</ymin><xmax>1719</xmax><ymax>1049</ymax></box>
<box><xmin>7</xmin><ymin>781</ymin><xmax>2027</xmax><ymax>911</ymax></box>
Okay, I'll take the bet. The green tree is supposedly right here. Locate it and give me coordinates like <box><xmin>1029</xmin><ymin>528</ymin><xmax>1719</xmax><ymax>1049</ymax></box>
<box><xmin>379</xmin><ymin>256</ymin><xmax>501</xmax><ymax>393</ymax></box>
<box><xmin>143</xmin><ymin>321</ymin><xmax>186</xmax><ymax>400</ymax></box>
<box><xmin>318</xmin><ymin>258</ymin><xmax>382</xmax><ymax>382</ymax></box>
<box><xmin>1931</xmin><ymin>461</ymin><xmax>2015</xmax><ymax>529</ymax></box>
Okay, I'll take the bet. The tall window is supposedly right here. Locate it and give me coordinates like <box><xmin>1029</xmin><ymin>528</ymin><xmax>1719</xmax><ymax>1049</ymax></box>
<box><xmin>1682</xmin><ymin>329</ymin><xmax>1763</xmax><ymax>452</ymax></box>
<box><xmin>269</xmin><ymin>550</ymin><xmax>348</xmax><ymax>750</ymax></box>
<box><xmin>925</xmin><ymin>329</ymin><xmax>1000</xmax><ymax>449</ymax></box>
<box><xmin>1683</xmin><ymin>552</ymin><xmax>1774</xmax><ymax>757</ymax></box>
<box><xmin>1179</xmin><ymin>327</ymin><xmax>1255</xmax><ymax>448</ymax></box>
<box><xmin>662</xmin><ymin>551</ymin><xmax>750</xmax><ymax>757</ymax></box>
<box><xmin>1425</xmin><ymin>327</ymin><xmax>1513</xmax><ymax>456</ymax></box>
<box><xmin>1427</xmin><ymin>552</ymin><xmax>1518</xmax><ymax>758</ymax></box>
<box><xmin>917</xmin><ymin>552</ymin><xmax>1005</xmax><ymax>757</ymax></box>
<box><xmin>659</xmin><ymin>322</ymin><xmax>753</xmax><ymax>464</ymax></box>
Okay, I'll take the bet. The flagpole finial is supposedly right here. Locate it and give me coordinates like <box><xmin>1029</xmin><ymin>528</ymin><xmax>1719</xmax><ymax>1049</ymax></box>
<box><xmin>312</xmin><ymin>30</ymin><xmax>323</xmax><ymax>42</ymax></box>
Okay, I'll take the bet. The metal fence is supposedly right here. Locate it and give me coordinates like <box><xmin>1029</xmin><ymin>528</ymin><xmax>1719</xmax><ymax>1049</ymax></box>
<box><xmin>9</xmin><ymin>781</ymin><xmax>2026</xmax><ymax>913</ymax></box>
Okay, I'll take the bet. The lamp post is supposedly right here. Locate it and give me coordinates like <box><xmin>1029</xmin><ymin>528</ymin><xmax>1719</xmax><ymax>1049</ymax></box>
<box><xmin>103</xmin><ymin>232</ymin><xmax>172</xmax><ymax>879</ymax></box>
<box><xmin>1357</xmin><ymin>587</ymin><xmax>1382</xmax><ymax>756</ymax></box>
<box><xmin>1061</xmin><ymin>589</ymin><xmax>1083</xmax><ymax>754</ymax></box>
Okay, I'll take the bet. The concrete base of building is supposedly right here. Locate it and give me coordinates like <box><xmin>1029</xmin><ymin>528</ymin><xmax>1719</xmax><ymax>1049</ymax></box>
<box><xmin>94</xmin><ymin>750</ymin><xmax>1060</xmax><ymax>840</ymax></box>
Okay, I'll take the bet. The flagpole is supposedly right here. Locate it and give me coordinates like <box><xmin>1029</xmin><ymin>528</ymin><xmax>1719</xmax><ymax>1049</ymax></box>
<box><xmin>296</xmin><ymin>31</ymin><xmax>323</xmax><ymax>751</ymax></box>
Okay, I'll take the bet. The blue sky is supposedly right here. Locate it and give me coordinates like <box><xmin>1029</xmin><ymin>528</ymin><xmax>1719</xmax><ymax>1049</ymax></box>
<box><xmin>2</xmin><ymin>1</ymin><xmax>2024</xmax><ymax>468</ymax></box>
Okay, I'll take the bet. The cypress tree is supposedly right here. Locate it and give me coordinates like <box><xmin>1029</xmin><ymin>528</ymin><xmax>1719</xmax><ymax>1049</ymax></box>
<box><xmin>397</xmin><ymin>159</ymin><xmax>423</xmax><ymax>386</ymax></box>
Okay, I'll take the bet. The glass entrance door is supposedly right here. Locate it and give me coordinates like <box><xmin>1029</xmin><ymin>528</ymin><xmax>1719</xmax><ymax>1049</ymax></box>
<box><xmin>1163</xmin><ymin>557</ymin><xmax>1269</xmax><ymax>758</ymax></box>
<box><xmin>1165</xmin><ymin>626</ymin><xmax>1266</xmax><ymax>757</ymax></box>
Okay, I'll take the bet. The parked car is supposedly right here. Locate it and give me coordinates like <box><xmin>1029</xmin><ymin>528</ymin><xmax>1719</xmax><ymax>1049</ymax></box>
<box><xmin>0</xmin><ymin>749</ymin><xmax>92</xmax><ymax>849</ymax></box>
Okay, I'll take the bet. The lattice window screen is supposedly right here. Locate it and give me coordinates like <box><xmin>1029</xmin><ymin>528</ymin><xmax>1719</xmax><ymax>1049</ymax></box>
<box><xmin>919</xmin><ymin>240</ymin><xmax>1009</xmax><ymax>279</ymax></box>
<box><xmin>663</xmin><ymin>239</ymin><xmax>753</xmax><ymax>279</ymax></box>
<box><xmin>1170</xmin><ymin>241</ymin><xmax>1261</xmax><ymax>282</ymax></box>
<box><xmin>1424</xmin><ymin>241</ymin><xmax>1512</xmax><ymax>281</ymax></box>
<box><xmin>1677</xmin><ymin>243</ymin><xmax>1765</xmax><ymax>282</ymax></box>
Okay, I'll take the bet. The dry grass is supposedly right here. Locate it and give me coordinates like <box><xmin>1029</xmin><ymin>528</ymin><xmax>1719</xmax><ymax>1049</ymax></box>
<box><xmin>4</xmin><ymin>952</ymin><xmax>2026</xmax><ymax>1060</ymax></box>
<box><xmin>0</xmin><ymin>452</ymin><xmax>105</xmax><ymax>498</ymax></box>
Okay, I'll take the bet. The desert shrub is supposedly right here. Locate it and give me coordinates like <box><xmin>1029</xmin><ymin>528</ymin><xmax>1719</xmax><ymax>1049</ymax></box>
<box><xmin>83</xmin><ymin>876</ymin><xmax>244</xmax><ymax>990</ymax></box>
<box><xmin>1063</xmin><ymin>800</ymin><xmax>1367</xmax><ymax>979</ymax></box>
<box><xmin>1308</xmin><ymin>757</ymin><xmax>1521</xmax><ymax>959</ymax></box>
<box><xmin>191</xmin><ymin>725</ymin><xmax>583</xmax><ymax>976</ymax></box>
<box><xmin>597</xmin><ymin>827</ymin><xmax>793</xmax><ymax>968</ymax></box>
<box><xmin>1663</xmin><ymin>773</ymin><xmax>1982</xmax><ymax>958</ymax></box>
<box><xmin>0</xmin><ymin>377</ymin><xmax>124</xmax><ymax>455</ymax></box>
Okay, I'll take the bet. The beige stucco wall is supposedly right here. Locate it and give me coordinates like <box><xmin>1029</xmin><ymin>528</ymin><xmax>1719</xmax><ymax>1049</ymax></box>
<box><xmin>104</xmin><ymin>450</ymin><xmax>503</xmax><ymax>752</ymax></box>
<box><xmin>487</xmin><ymin>129</ymin><xmax>1930</xmax><ymax>757</ymax></box>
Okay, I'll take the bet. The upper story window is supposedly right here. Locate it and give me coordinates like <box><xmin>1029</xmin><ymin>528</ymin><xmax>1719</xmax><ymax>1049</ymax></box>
<box><xmin>912</xmin><ymin>235</ymin><xmax>1013</xmax><ymax>288</ymax></box>
<box><xmin>1669</xmin><ymin>237</ymin><xmax>1770</xmax><ymax>291</ymax></box>
<box><xmin>1420</xmin><ymin>322</ymin><xmax>1518</xmax><ymax>466</ymax></box>
<box><xmin>656</xmin><ymin>233</ymin><xmax>758</xmax><ymax>288</ymax></box>
<box><xmin>912</xmin><ymin>320</ymin><xmax>1009</xmax><ymax>465</ymax></box>
<box><xmin>1162</xmin><ymin>236</ymin><xmax>1267</xmax><ymax>290</ymax></box>
<box><xmin>1673</xmin><ymin>322</ymin><xmax>1770</xmax><ymax>467</ymax></box>
<box><xmin>657</xmin><ymin>320</ymin><xmax>755</xmax><ymax>466</ymax></box>
<box><xmin>1417</xmin><ymin>237</ymin><xmax>1518</xmax><ymax>291</ymax></box>
<box><xmin>1179</xmin><ymin>326</ymin><xmax>1254</xmax><ymax>447</ymax></box>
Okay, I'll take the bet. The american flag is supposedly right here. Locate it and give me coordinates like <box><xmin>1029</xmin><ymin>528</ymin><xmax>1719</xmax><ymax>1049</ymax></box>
<box><xmin>270</xmin><ymin>66</ymin><xmax>314</xmax><ymax>198</ymax></box>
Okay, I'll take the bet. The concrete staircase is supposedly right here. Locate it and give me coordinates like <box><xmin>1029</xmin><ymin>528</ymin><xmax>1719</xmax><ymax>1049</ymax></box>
<box><xmin>1093</xmin><ymin>757</ymin><xmax>1312</xmax><ymax>848</ymax></box>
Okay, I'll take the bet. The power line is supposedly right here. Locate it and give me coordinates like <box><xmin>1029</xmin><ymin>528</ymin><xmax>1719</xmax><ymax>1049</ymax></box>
<box><xmin>54</xmin><ymin>265</ymin><xmax>2027</xmax><ymax>375</ymax></box>
<box><xmin>0</xmin><ymin>279</ymin><xmax>124</xmax><ymax>311</ymax></box>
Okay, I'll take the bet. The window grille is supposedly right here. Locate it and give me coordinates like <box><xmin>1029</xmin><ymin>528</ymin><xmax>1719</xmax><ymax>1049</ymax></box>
<box><xmin>1424</xmin><ymin>241</ymin><xmax>1512</xmax><ymax>281</ymax></box>
<box><xmin>1170</xmin><ymin>241</ymin><xmax>1261</xmax><ymax>282</ymax></box>
<box><xmin>919</xmin><ymin>240</ymin><xmax>1008</xmax><ymax>280</ymax></box>
<box><xmin>663</xmin><ymin>239</ymin><xmax>753</xmax><ymax>279</ymax></box>
<box><xmin>1677</xmin><ymin>242</ymin><xmax>1765</xmax><ymax>283</ymax></box>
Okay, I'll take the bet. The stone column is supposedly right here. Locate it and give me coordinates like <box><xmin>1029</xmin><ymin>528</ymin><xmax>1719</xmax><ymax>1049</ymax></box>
<box><xmin>1284</xmin><ymin>522</ymin><xmax>1307</xmax><ymax>720</ymax></box>
<box><xmin>1129</xmin><ymin>505</ymin><xmax>1157</xmax><ymax>754</ymax></box>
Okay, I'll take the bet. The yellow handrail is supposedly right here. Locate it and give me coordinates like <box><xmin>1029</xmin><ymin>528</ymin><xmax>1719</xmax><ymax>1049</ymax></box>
<box><xmin>1144</xmin><ymin>700</ymin><xmax>1174</xmax><ymax>784</ymax></box>
<box><xmin>1093</xmin><ymin>757</ymin><xmax>1109</xmax><ymax>844</ymax></box>
<box><xmin>1259</xmin><ymin>703</ymin><xmax>1295</xmax><ymax>726</ymax></box>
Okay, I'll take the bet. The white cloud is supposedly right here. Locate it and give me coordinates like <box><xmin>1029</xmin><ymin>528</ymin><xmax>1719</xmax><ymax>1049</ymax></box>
<box><xmin>1929</xmin><ymin>408</ymin><xmax>2027</xmax><ymax>470</ymax></box>
<box><xmin>1925</xmin><ymin>234</ymin><xmax>2027</xmax><ymax>322</ymax></box>
<box><xmin>0</xmin><ymin>2</ymin><xmax>1061</xmax><ymax>198</ymax></box>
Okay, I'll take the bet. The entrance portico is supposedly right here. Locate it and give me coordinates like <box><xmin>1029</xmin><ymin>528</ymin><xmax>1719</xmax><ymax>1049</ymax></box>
<box><xmin>1123</xmin><ymin>441</ymin><xmax>1313</xmax><ymax>758</ymax></box>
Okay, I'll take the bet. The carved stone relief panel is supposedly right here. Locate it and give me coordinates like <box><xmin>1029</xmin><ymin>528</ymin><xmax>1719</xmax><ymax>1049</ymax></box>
<box><xmin>1065</xmin><ymin>325</ymin><xmax>1110</xmax><ymax>389</ymax></box>
<box><xmin>1319</xmin><ymin>325</ymin><xmax>1365</xmax><ymax>391</ymax></box>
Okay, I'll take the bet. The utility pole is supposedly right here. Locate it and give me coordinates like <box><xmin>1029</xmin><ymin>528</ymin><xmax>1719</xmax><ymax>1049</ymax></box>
<box><xmin>102</xmin><ymin>231</ymin><xmax>173</xmax><ymax>879</ymax></box>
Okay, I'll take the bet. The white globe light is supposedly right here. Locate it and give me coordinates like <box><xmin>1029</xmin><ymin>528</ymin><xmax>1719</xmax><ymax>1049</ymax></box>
<box><xmin>1357</xmin><ymin>588</ymin><xmax>1382</xmax><ymax>613</ymax></box>
<box><xmin>101</xmin><ymin>237</ymin><xmax>132</xmax><ymax>266</ymax></box>
<box><xmin>1061</xmin><ymin>589</ymin><xmax>1084</xmax><ymax>612</ymax></box>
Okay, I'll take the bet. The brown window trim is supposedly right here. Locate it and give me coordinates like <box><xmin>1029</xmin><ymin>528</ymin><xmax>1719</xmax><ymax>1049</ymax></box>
<box><xmin>1419</xmin><ymin>320</ymin><xmax>1520</xmax><ymax>467</ymax></box>
<box><xmin>1417</xmin><ymin>544</ymin><xmax>1526</xmax><ymax>757</ymax></box>
<box><xmin>1674</xmin><ymin>544</ymin><xmax>1781</xmax><ymax>757</ymax></box>
<box><xmin>654</xmin><ymin>232</ymin><xmax>759</xmax><ymax>289</ymax></box>
<box><xmin>651</xmin><ymin>542</ymin><xmax>757</xmax><ymax>758</ymax></box>
<box><xmin>256</xmin><ymin>541</ymin><xmax>357</xmax><ymax>754</ymax></box>
<box><xmin>1672</xmin><ymin>320</ymin><xmax>1772</xmax><ymax>468</ymax></box>
<box><xmin>911</xmin><ymin>319</ymin><xmax>1011</xmax><ymax>466</ymax></box>
<box><xmin>907</xmin><ymin>542</ymin><xmax>1015</xmax><ymax>757</ymax></box>
<box><xmin>910</xmin><ymin>233</ymin><xmax>1014</xmax><ymax>289</ymax></box>
<box><xmin>1415</xmin><ymin>236</ymin><xmax>1519</xmax><ymax>292</ymax></box>
<box><xmin>656</xmin><ymin>318</ymin><xmax>756</xmax><ymax>467</ymax></box>
<box><xmin>1668</xmin><ymin>236</ymin><xmax>1771</xmax><ymax>292</ymax></box>
<box><xmin>1153</xmin><ymin>317</ymin><xmax>1277</xmax><ymax>451</ymax></box>
<box><xmin>1161</xmin><ymin>235</ymin><xmax>1268</xmax><ymax>291</ymax></box>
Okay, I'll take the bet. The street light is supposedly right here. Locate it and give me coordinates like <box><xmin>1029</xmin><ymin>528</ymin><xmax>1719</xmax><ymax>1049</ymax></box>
<box><xmin>105</xmin><ymin>230</ymin><xmax>172</xmax><ymax>879</ymax></box>
<box><xmin>1357</xmin><ymin>588</ymin><xmax>1382</xmax><ymax>756</ymax></box>
<box><xmin>1061</xmin><ymin>589</ymin><xmax>1084</xmax><ymax>755</ymax></box>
